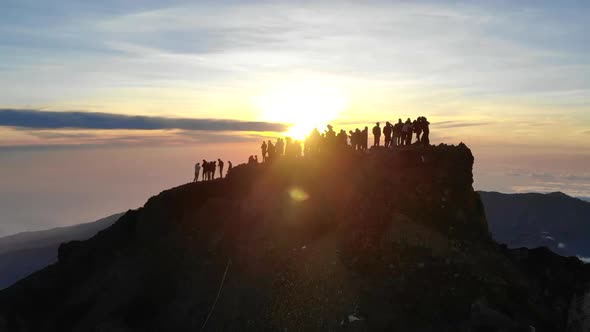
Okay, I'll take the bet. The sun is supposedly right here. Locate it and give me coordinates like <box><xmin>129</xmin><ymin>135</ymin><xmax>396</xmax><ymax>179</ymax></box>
<box><xmin>256</xmin><ymin>82</ymin><xmax>348</xmax><ymax>140</ymax></box>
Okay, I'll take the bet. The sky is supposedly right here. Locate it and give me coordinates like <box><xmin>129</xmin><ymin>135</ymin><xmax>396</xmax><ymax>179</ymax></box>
<box><xmin>1</xmin><ymin>0</ymin><xmax>589</xmax><ymax>235</ymax></box>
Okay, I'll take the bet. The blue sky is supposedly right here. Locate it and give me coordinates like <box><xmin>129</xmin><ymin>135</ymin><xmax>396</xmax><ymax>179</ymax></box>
<box><xmin>0</xmin><ymin>0</ymin><xmax>589</xmax><ymax>235</ymax></box>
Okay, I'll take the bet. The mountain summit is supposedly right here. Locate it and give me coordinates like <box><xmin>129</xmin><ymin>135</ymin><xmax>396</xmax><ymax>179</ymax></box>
<box><xmin>1</xmin><ymin>144</ymin><xmax>589</xmax><ymax>331</ymax></box>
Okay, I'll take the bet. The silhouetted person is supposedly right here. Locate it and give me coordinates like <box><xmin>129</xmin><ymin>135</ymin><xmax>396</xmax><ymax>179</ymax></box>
<box><xmin>227</xmin><ymin>161</ymin><xmax>233</xmax><ymax>173</ymax></box>
<box><xmin>383</xmin><ymin>121</ymin><xmax>392</xmax><ymax>148</ymax></box>
<box><xmin>276</xmin><ymin>138</ymin><xmax>284</xmax><ymax>157</ymax></box>
<box><xmin>202</xmin><ymin>159</ymin><xmax>209</xmax><ymax>181</ymax></box>
<box><xmin>267</xmin><ymin>140</ymin><xmax>275</xmax><ymax>162</ymax></box>
<box><xmin>209</xmin><ymin>161</ymin><xmax>214</xmax><ymax>180</ymax></box>
<box><xmin>211</xmin><ymin>161</ymin><xmax>217</xmax><ymax>179</ymax></box>
<box><xmin>254</xmin><ymin>155</ymin><xmax>258</xmax><ymax>163</ymax></box>
<box><xmin>284</xmin><ymin>137</ymin><xmax>292</xmax><ymax>157</ymax></box>
<box><xmin>403</xmin><ymin>118</ymin><xmax>412</xmax><ymax>145</ymax></box>
<box><xmin>421</xmin><ymin>116</ymin><xmax>430</xmax><ymax>145</ymax></box>
<box><xmin>372</xmin><ymin>122</ymin><xmax>381</xmax><ymax>147</ymax></box>
<box><xmin>218</xmin><ymin>159</ymin><xmax>224</xmax><ymax>178</ymax></box>
<box><xmin>363</xmin><ymin>126</ymin><xmax>369</xmax><ymax>150</ymax></box>
<box><xmin>394</xmin><ymin>119</ymin><xmax>403</xmax><ymax>146</ymax></box>
<box><xmin>325</xmin><ymin>124</ymin><xmax>336</xmax><ymax>148</ymax></box>
<box><xmin>415</xmin><ymin>119</ymin><xmax>423</xmax><ymax>143</ymax></box>
<box><xmin>261</xmin><ymin>141</ymin><xmax>267</xmax><ymax>162</ymax></box>
<box><xmin>338</xmin><ymin>129</ymin><xmax>347</xmax><ymax>146</ymax></box>
<box><xmin>194</xmin><ymin>162</ymin><xmax>201</xmax><ymax>182</ymax></box>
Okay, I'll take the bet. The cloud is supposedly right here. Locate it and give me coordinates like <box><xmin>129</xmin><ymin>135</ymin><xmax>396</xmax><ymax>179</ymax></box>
<box><xmin>0</xmin><ymin>129</ymin><xmax>270</xmax><ymax>151</ymax></box>
<box><xmin>505</xmin><ymin>170</ymin><xmax>522</xmax><ymax>176</ymax></box>
<box><xmin>432</xmin><ymin>121</ymin><xmax>492</xmax><ymax>129</ymax></box>
<box><xmin>0</xmin><ymin>109</ymin><xmax>287</xmax><ymax>132</ymax></box>
<box><xmin>529</xmin><ymin>172</ymin><xmax>556</xmax><ymax>181</ymax></box>
<box><xmin>563</xmin><ymin>174</ymin><xmax>590</xmax><ymax>182</ymax></box>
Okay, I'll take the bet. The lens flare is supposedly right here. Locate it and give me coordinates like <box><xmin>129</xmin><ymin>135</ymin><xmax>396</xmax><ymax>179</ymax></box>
<box><xmin>289</xmin><ymin>187</ymin><xmax>309</xmax><ymax>202</ymax></box>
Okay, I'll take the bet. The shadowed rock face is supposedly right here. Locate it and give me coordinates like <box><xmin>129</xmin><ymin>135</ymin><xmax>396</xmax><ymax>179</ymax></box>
<box><xmin>0</xmin><ymin>144</ymin><xmax>589</xmax><ymax>332</ymax></box>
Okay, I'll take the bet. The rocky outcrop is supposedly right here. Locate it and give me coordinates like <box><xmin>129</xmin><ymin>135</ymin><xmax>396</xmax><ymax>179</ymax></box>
<box><xmin>0</xmin><ymin>144</ymin><xmax>588</xmax><ymax>332</ymax></box>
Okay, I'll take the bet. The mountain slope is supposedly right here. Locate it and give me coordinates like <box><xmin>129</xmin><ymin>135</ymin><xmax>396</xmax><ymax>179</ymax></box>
<box><xmin>480</xmin><ymin>191</ymin><xmax>590</xmax><ymax>259</ymax></box>
<box><xmin>1</xmin><ymin>145</ymin><xmax>589</xmax><ymax>332</ymax></box>
<box><xmin>0</xmin><ymin>213</ymin><xmax>123</xmax><ymax>289</ymax></box>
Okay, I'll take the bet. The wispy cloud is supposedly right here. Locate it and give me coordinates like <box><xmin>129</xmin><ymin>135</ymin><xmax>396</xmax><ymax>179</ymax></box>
<box><xmin>432</xmin><ymin>121</ymin><xmax>492</xmax><ymax>129</ymax></box>
<box><xmin>0</xmin><ymin>109</ymin><xmax>287</xmax><ymax>132</ymax></box>
<box><xmin>0</xmin><ymin>128</ymin><xmax>270</xmax><ymax>151</ymax></box>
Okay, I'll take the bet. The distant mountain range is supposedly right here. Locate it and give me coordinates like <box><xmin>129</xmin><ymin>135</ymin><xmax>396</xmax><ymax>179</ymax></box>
<box><xmin>0</xmin><ymin>213</ymin><xmax>123</xmax><ymax>289</ymax></box>
<box><xmin>480</xmin><ymin>191</ymin><xmax>590</xmax><ymax>261</ymax></box>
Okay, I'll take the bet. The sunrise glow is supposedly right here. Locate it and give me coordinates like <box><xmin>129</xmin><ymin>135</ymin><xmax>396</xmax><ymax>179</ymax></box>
<box><xmin>255</xmin><ymin>82</ymin><xmax>348</xmax><ymax>140</ymax></box>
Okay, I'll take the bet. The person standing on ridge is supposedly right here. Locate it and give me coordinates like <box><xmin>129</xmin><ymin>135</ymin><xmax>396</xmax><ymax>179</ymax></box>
<box><xmin>421</xmin><ymin>117</ymin><xmax>430</xmax><ymax>145</ymax></box>
<box><xmin>218</xmin><ymin>159</ymin><xmax>224</xmax><ymax>178</ymax></box>
<box><xmin>261</xmin><ymin>141</ymin><xmax>268</xmax><ymax>162</ymax></box>
<box><xmin>276</xmin><ymin>138</ymin><xmax>284</xmax><ymax>157</ymax></box>
<box><xmin>394</xmin><ymin>119</ymin><xmax>403</xmax><ymax>146</ymax></box>
<box><xmin>202</xmin><ymin>160</ymin><xmax>208</xmax><ymax>180</ymax></box>
<box><xmin>227</xmin><ymin>161</ymin><xmax>233</xmax><ymax>173</ymax></box>
<box><xmin>363</xmin><ymin>126</ymin><xmax>369</xmax><ymax>150</ymax></box>
<box><xmin>211</xmin><ymin>160</ymin><xmax>217</xmax><ymax>179</ymax></box>
<box><xmin>403</xmin><ymin>118</ymin><xmax>412</xmax><ymax>145</ymax></box>
<box><xmin>413</xmin><ymin>119</ymin><xmax>422</xmax><ymax>144</ymax></box>
<box><xmin>372</xmin><ymin>122</ymin><xmax>381</xmax><ymax>147</ymax></box>
<box><xmin>193</xmin><ymin>162</ymin><xmax>201</xmax><ymax>182</ymax></box>
<box><xmin>268</xmin><ymin>140</ymin><xmax>275</xmax><ymax>162</ymax></box>
<box><xmin>383</xmin><ymin>121</ymin><xmax>392</xmax><ymax>148</ymax></box>
<box><xmin>338</xmin><ymin>129</ymin><xmax>347</xmax><ymax>146</ymax></box>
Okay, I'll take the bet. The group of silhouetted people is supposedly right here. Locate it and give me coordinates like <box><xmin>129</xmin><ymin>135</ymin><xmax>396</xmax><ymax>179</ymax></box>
<box><xmin>347</xmin><ymin>127</ymin><xmax>370</xmax><ymax>151</ymax></box>
<box><xmin>372</xmin><ymin>116</ymin><xmax>430</xmax><ymax>147</ymax></box>
<box><xmin>192</xmin><ymin>116</ymin><xmax>431</xmax><ymax>181</ymax></box>
<box><xmin>301</xmin><ymin>125</ymin><xmax>358</xmax><ymax>156</ymax></box>
<box><xmin>194</xmin><ymin>159</ymin><xmax>232</xmax><ymax>182</ymax></box>
<box><xmin>261</xmin><ymin>137</ymin><xmax>303</xmax><ymax>162</ymax></box>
